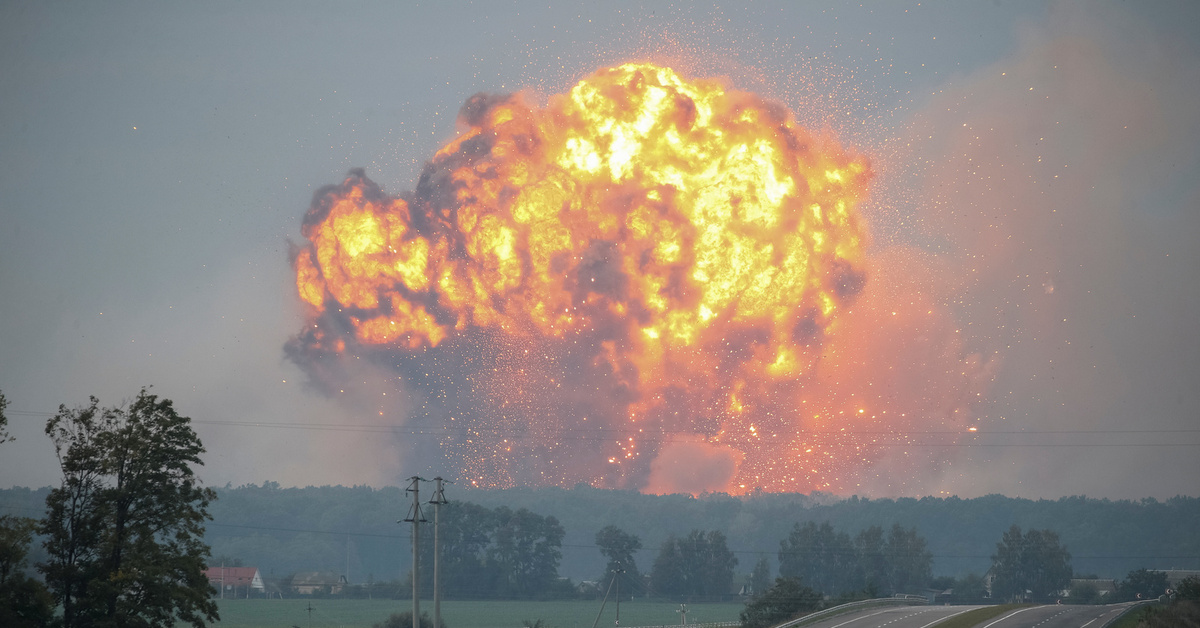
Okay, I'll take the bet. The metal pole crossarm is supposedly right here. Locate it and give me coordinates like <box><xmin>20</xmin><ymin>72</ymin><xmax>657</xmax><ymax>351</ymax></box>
<box><xmin>403</xmin><ymin>476</ymin><xmax>428</xmax><ymax>523</ymax></box>
<box><xmin>428</xmin><ymin>476</ymin><xmax>452</xmax><ymax>505</ymax></box>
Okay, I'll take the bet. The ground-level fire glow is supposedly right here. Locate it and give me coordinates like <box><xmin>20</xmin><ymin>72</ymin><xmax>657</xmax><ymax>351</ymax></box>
<box><xmin>289</xmin><ymin>62</ymin><xmax>987</xmax><ymax>495</ymax></box>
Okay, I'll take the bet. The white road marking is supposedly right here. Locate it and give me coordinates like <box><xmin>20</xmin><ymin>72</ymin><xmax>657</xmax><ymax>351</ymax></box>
<box><xmin>917</xmin><ymin>608</ymin><xmax>974</xmax><ymax>628</ymax></box>
<box><xmin>980</xmin><ymin>606</ymin><xmax>1036</xmax><ymax>628</ymax></box>
<box><xmin>828</xmin><ymin>608</ymin><xmax>896</xmax><ymax>628</ymax></box>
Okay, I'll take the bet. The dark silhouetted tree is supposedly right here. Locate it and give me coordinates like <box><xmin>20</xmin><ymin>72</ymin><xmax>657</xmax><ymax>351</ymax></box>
<box><xmin>595</xmin><ymin>525</ymin><xmax>642</xmax><ymax>594</ymax></box>
<box><xmin>749</xmin><ymin>555</ymin><xmax>772</xmax><ymax>597</ymax></box>
<box><xmin>422</xmin><ymin>500</ymin><xmax>495</xmax><ymax>598</ymax></box>
<box><xmin>0</xmin><ymin>515</ymin><xmax>54</xmax><ymax>627</ymax></box>
<box><xmin>687</xmin><ymin>530</ymin><xmax>737</xmax><ymax>599</ymax></box>
<box><xmin>38</xmin><ymin>397</ymin><xmax>106</xmax><ymax>628</ymax></box>
<box><xmin>651</xmin><ymin>530</ymin><xmax>736</xmax><ymax>600</ymax></box>
<box><xmin>0</xmin><ymin>389</ymin><xmax>11</xmax><ymax>444</ymax></box>
<box><xmin>853</xmin><ymin>525</ymin><xmax>886</xmax><ymax>594</ymax></box>
<box><xmin>955</xmin><ymin>573</ymin><xmax>989</xmax><ymax>604</ymax></box>
<box><xmin>1118</xmin><ymin>568</ymin><xmax>1169</xmax><ymax>601</ymax></box>
<box><xmin>778</xmin><ymin>522</ymin><xmax>855</xmax><ymax>595</ymax></box>
<box><xmin>487</xmin><ymin>507</ymin><xmax>564</xmax><ymax>598</ymax></box>
<box><xmin>740</xmin><ymin>577</ymin><xmax>822</xmax><ymax>628</ymax></box>
<box><xmin>39</xmin><ymin>390</ymin><xmax>218</xmax><ymax>628</ymax></box>
<box><xmin>1176</xmin><ymin>576</ymin><xmax>1200</xmax><ymax>601</ymax></box>
<box><xmin>1068</xmin><ymin>580</ymin><xmax>1101</xmax><ymax>605</ymax></box>
<box><xmin>989</xmin><ymin>525</ymin><xmax>1072</xmax><ymax>602</ymax></box>
<box><xmin>886</xmin><ymin>524</ymin><xmax>932</xmax><ymax>594</ymax></box>
<box><xmin>650</xmin><ymin>535</ymin><xmax>685</xmax><ymax>597</ymax></box>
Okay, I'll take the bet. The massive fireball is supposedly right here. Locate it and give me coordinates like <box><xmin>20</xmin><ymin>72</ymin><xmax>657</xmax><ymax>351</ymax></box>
<box><xmin>288</xmin><ymin>62</ymin><xmax>942</xmax><ymax>494</ymax></box>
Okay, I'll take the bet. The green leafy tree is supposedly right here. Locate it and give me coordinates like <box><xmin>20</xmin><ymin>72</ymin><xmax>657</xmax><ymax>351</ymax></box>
<box><xmin>688</xmin><ymin>530</ymin><xmax>737</xmax><ymax>599</ymax></box>
<box><xmin>1068</xmin><ymin>581</ymin><xmax>1101</xmax><ymax>605</ymax></box>
<box><xmin>739</xmin><ymin>577</ymin><xmax>822</xmax><ymax>628</ymax></box>
<box><xmin>1118</xmin><ymin>568</ymin><xmax>1169</xmax><ymax>601</ymax></box>
<box><xmin>886</xmin><ymin>524</ymin><xmax>932</xmax><ymax>594</ymax></box>
<box><xmin>419</xmin><ymin>501</ymin><xmax>495</xmax><ymax>598</ymax></box>
<box><xmin>414</xmin><ymin>501</ymin><xmax>572</xmax><ymax>600</ymax></box>
<box><xmin>39</xmin><ymin>397</ymin><xmax>107</xmax><ymax>628</ymax></box>
<box><xmin>1177</xmin><ymin>576</ymin><xmax>1200</xmax><ymax>601</ymax></box>
<box><xmin>853</xmin><ymin>525</ymin><xmax>886</xmax><ymax>594</ymax></box>
<box><xmin>487</xmin><ymin>507</ymin><xmax>564</xmax><ymax>598</ymax></box>
<box><xmin>749</xmin><ymin>555</ymin><xmax>772</xmax><ymax>597</ymax></box>
<box><xmin>0</xmin><ymin>389</ymin><xmax>11</xmax><ymax>443</ymax></box>
<box><xmin>778</xmin><ymin>522</ymin><xmax>855</xmax><ymax>595</ymax></box>
<box><xmin>989</xmin><ymin>525</ymin><xmax>1072</xmax><ymax>602</ymax></box>
<box><xmin>39</xmin><ymin>390</ymin><xmax>218</xmax><ymax>628</ymax></box>
<box><xmin>651</xmin><ymin>530</ymin><xmax>737</xmax><ymax>600</ymax></box>
<box><xmin>650</xmin><ymin>535</ymin><xmax>685</xmax><ymax>597</ymax></box>
<box><xmin>955</xmin><ymin>573</ymin><xmax>989</xmax><ymax>604</ymax></box>
<box><xmin>595</xmin><ymin>525</ymin><xmax>642</xmax><ymax>595</ymax></box>
<box><xmin>0</xmin><ymin>515</ymin><xmax>54</xmax><ymax>627</ymax></box>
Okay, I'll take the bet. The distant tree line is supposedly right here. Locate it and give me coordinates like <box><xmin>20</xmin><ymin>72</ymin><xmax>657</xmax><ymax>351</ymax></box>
<box><xmin>76</xmin><ymin>483</ymin><xmax>1192</xmax><ymax>590</ymax></box>
<box><xmin>6</xmin><ymin>482</ymin><xmax>1200</xmax><ymax>607</ymax></box>
<box><xmin>447</xmin><ymin>488</ymin><xmax>1200</xmax><ymax>581</ymax></box>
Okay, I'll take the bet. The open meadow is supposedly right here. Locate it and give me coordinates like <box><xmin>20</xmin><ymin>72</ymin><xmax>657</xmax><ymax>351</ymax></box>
<box><xmin>203</xmin><ymin>599</ymin><xmax>744</xmax><ymax>628</ymax></box>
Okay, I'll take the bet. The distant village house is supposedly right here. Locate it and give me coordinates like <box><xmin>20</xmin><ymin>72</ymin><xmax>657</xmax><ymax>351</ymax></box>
<box><xmin>291</xmin><ymin>571</ymin><xmax>347</xmax><ymax>595</ymax></box>
<box><xmin>204</xmin><ymin>566</ymin><xmax>264</xmax><ymax>598</ymax></box>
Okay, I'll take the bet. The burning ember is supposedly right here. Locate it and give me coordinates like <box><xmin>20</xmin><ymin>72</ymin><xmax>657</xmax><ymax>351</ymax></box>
<box><xmin>289</xmin><ymin>63</ymin><xmax>979</xmax><ymax>494</ymax></box>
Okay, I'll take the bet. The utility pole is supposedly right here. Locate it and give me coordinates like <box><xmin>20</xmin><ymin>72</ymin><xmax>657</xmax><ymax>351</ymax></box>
<box><xmin>590</xmin><ymin>575</ymin><xmax>616</xmax><ymax>628</ymax></box>
<box><xmin>429</xmin><ymin>477</ymin><xmax>450</xmax><ymax>628</ymax></box>
<box><xmin>614</xmin><ymin>563</ymin><xmax>623</xmax><ymax>627</ymax></box>
<box><xmin>402</xmin><ymin>476</ymin><xmax>426</xmax><ymax>628</ymax></box>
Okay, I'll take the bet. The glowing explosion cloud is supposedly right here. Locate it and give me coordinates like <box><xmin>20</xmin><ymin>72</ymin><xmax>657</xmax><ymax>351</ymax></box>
<box><xmin>289</xmin><ymin>63</ymin><xmax>984</xmax><ymax>495</ymax></box>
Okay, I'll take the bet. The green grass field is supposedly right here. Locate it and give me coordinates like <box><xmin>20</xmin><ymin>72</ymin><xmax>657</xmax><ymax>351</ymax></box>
<box><xmin>204</xmin><ymin>599</ymin><xmax>745</xmax><ymax>628</ymax></box>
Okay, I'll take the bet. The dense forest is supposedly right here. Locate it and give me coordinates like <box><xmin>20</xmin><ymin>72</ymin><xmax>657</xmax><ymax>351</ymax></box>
<box><xmin>2</xmin><ymin>485</ymin><xmax>1197</xmax><ymax>591</ymax></box>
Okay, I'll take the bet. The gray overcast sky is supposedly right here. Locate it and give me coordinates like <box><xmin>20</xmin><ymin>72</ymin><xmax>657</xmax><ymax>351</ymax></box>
<box><xmin>2</xmin><ymin>1</ymin><xmax>1197</xmax><ymax>498</ymax></box>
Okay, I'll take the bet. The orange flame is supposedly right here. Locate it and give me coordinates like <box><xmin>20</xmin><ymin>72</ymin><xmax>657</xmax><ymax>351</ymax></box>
<box><xmin>293</xmin><ymin>63</ymin><xmax>879</xmax><ymax>493</ymax></box>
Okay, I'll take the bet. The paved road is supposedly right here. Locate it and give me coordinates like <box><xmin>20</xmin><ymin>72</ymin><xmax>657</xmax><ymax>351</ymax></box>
<box><xmin>788</xmin><ymin>603</ymin><xmax>1137</xmax><ymax>628</ymax></box>
<box><xmin>972</xmin><ymin>603</ymin><xmax>1135</xmax><ymax>628</ymax></box>
<box><xmin>795</xmin><ymin>605</ymin><xmax>985</xmax><ymax>628</ymax></box>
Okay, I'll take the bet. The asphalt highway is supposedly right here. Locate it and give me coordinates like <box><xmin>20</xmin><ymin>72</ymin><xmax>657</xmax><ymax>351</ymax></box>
<box><xmin>970</xmin><ymin>603</ymin><xmax>1135</xmax><ymax>628</ymax></box>
<box><xmin>789</xmin><ymin>603</ymin><xmax>1137</xmax><ymax>628</ymax></box>
<box><xmin>795</xmin><ymin>605</ymin><xmax>985</xmax><ymax>628</ymax></box>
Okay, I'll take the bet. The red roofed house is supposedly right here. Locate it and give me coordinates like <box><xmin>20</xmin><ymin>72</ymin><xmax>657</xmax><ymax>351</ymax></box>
<box><xmin>205</xmin><ymin>566</ymin><xmax>264</xmax><ymax>598</ymax></box>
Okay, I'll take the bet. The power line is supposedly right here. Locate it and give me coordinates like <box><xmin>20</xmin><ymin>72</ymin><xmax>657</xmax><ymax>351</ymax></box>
<box><xmin>3</xmin><ymin>505</ymin><xmax>1197</xmax><ymax>566</ymax></box>
<box><xmin>10</xmin><ymin>409</ymin><xmax>1199</xmax><ymax>446</ymax></box>
<box><xmin>11</xmin><ymin>409</ymin><xmax>1199</xmax><ymax>437</ymax></box>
